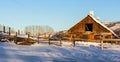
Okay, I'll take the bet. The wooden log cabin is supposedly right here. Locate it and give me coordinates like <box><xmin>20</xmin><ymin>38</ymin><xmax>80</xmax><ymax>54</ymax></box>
<box><xmin>67</xmin><ymin>12</ymin><xmax>119</xmax><ymax>42</ymax></box>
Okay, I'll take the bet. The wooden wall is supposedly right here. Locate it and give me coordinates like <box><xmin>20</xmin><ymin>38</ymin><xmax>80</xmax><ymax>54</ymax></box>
<box><xmin>67</xmin><ymin>15</ymin><xmax>114</xmax><ymax>41</ymax></box>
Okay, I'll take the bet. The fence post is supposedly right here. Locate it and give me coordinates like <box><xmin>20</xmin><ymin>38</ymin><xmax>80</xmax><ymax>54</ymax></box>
<box><xmin>9</xmin><ymin>27</ymin><xmax>11</xmax><ymax>36</ymax></box>
<box><xmin>60</xmin><ymin>38</ymin><xmax>62</xmax><ymax>46</ymax></box>
<box><xmin>48</xmin><ymin>34</ymin><xmax>51</xmax><ymax>45</ymax></box>
<box><xmin>100</xmin><ymin>35</ymin><xmax>104</xmax><ymax>50</ymax></box>
<box><xmin>101</xmin><ymin>40</ymin><xmax>103</xmax><ymax>50</ymax></box>
<box><xmin>27</xmin><ymin>33</ymin><xmax>30</xmax><ymax>42</ymax></box>
<box><xmin>37</xmin><ymin>36</ymin><xmax>39</xmax><ymax>44</ymax></box>
<box><xmin>18</xmin><ymin>30</ymin><xmax>20</xmax><ymax>35</ymax></box>
<box><xmin>72</xmin><ymin>34</ymin><xmax>76</xmax><ymax>47</ymax></box>
<box><xmin>3</xmin><ymin>26</ymin><xmax>5</xmax><ymax>33</ymax></box>
<box><xmin>14</xmin><ymin>32</ymin><xmax>17</xmax><ymax>44</ymax></box>
<box><xmin>37</xmin><ymin>34</ymin><xmax>40</xmax><ymax>44</ymax></box>
<box><xmin>73</xmin><ymin>40</ymin><xmax>75</xmax><ymax>47</ymax></box>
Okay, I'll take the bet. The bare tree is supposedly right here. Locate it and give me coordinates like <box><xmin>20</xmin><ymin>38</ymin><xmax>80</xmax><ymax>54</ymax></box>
<box><xmin>24</xmin><ymin>25</ymin><xmax>54</xmax><ymax>36</ymax></box>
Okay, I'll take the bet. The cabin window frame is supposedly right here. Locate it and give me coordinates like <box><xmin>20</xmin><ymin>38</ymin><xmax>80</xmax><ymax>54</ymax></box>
<box><xmin>85</xmin><ymin>23</ymin><xmax>93</xmax><ymax>32</ymax></box>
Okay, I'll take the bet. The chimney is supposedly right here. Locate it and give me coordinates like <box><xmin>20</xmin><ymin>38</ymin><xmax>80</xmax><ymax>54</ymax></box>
<box><xmin>89</xmin><ymin>11</ymin><xmax>94</xmax><ymax>16</ymax></box>
<box><xmin>96</xmin><ymin>17</ymin><xmax>100</xmax><ymax>21</ymax></box>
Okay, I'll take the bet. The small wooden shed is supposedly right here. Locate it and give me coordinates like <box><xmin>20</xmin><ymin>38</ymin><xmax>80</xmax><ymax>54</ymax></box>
<box><xmin>67</xmin><ymin>14</ymin><xmax>119</xmax><ymax>41</ymax></box>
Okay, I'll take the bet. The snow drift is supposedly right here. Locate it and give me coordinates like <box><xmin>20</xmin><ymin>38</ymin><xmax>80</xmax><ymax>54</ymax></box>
<box><xmin>0</xmin><ymin>42</ymin><xmax>120</xmax><ymax>62</ymax></box>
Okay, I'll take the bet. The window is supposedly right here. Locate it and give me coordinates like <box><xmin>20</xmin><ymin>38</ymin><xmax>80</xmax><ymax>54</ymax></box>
<box><xmin>85</xmin><ymin>24</ymin><xmax>93</xmax><ymax>31</ymax></box>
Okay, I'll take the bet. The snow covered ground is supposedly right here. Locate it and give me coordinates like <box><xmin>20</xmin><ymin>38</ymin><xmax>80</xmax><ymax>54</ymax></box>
<box><xmin>0</xmin><ymin>41</ymin><xmax>120</xmax><ymax>62</ymax></box>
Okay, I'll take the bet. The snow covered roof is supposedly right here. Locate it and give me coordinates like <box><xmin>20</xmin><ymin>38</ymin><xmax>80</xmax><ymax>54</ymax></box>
<box><xmin>89</xmin><ymin>15</ymin><xmax>119</xmax><ymax>38</ymax></box>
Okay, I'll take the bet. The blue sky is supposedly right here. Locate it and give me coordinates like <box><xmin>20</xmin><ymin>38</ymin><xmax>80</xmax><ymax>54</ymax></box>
<box><xmin>0</xmin><ymin>0</ymin><xmax>120</xmax><ymax>31</ymax></box>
